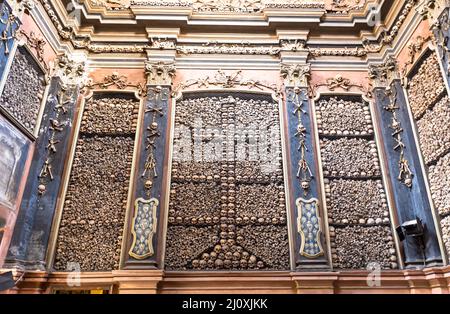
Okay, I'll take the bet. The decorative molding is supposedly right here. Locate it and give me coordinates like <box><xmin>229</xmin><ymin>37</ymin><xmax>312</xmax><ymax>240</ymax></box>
<box><xmin>384</xmin><ymin>87</ymin><xmax>414</xmax><ymax>188</ymax></box>
<box><xmin>308</xmin><ymin>46</ymin><xmax>368</xmax><ymax>58</ymax></box>
<box><xmin>368</xmin><ymin>56</ymin><xmax>399</xmax><ymax>88</ymax></box>
<box><xmin>85</xmin><ymin>71</ymin><xmax>146</xmax><ymax>96</ymax></box>
<box><xmin>171</xmin><ymin>69</ymin><xmax>282</xmax><ymax>99</ymax></box>
<box><xmin>150</xmin><ymin>37</ymin><xmax>176</xmax><ymax>50</ymax></box>
<box><xmin>129</xmin><ymin>0</ymin><xmax>325</xmax><ymax>12</ymax></box>
<box><xmin>128</xmin><ymin>197</ymin><xmax>158</xmax><ymax>259</ymax></box>
<box><xmin>89</xmin><ymin>0</ymin><xmax>131</xmax><ymax>10</ymax></box>
<box><xmin>362</xmin><ymin>0</ymin><xmax>418</xmax><ymax>53</ymax></box>
<box><xmin>73</xmin><ymin>38</ymin><xmax>146</xmax><ymax>53</ymax></box>
<box><xmin>296</xmin><ymin>198</ymin><xmax>324</xmax><ymax>258</ymax></box>
<box><xmin>38</xmin><ymin>0</ymin><xmax>73</xmax><ymax>40</ymax></box>
<box><xmin>145</xmin><ymin>61</ymin><xmax>176</xmax><ymax>86</ymax></box>
<box><xmin>280</xmin><ymin>63</ymin><xmax>310</xmax><ymax>88</ymax></box>
<box><xmin>328</xmin><ymin>0</ymin><xmax>366</xmax><ymax>14</ymax></box>
<box><xmin>177</xmin><ymin>41</ymin><xmax>281</xmax><ymax>55</ymax></box>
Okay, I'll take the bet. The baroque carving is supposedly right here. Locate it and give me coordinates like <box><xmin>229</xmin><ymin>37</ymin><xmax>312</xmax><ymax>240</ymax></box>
<box><xmin>368</xmin><ymin>56</ymin><xmax>399</xmax><ymax>88</ymax></box>
<box><xmin>16</xmin><ymin>30</ymin><xmax>49</xmax><ymax>72</ymax></box>
<box><xmin>280</xmin><ymin>63</ymin><xmax>310</xmax><ymax>88</ymax></box>
<box><xmin>172</xmin><ymin>70</ymin><xmax>281</xmax><ymax>99</ymax></box>
<box><xmin>52</xmin><ymin>53</ymin><xmax>86</xmax><ymax>85</ymax></box>
<box><xmin>145</xmin><ymin>61</ymin><xmax>176</xmax><ymax>86</ymax></box>
<box><xmin>177</xmin><ymin>41</ymin><xmax>281</xmax><ymax>55</ymax></box>
<box><xmin>85</xmin><ymin>72</ymin><xmax>146</xmax><ymax>96</ymax></box>
<box><xmin>130</xmin><ymin>0</ymin><xmax>325</xmax><ymax>12</ymax></box>
<box><xmin>287</xmin><ymin>88</ymin><xmax>313</xmax><ymax>193</ymax></box>
<box><xmin>311</xmin><ymin>74</ymin><xmax>371</xmax><ymax>98</ymax></box>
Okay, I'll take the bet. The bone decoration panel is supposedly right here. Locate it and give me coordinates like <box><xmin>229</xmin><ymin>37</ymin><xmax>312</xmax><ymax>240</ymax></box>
<box><xmin>165</xmin><ymin>92</ymin><xmax>289</xmax><ymax>270</ymax></box>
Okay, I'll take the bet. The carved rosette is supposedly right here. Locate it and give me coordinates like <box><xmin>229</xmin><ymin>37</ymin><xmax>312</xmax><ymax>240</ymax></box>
<box><xmin>145</xmin><ymin>61</ymin><xmax>176</xmax><ymax>86</ymax></box>
<box><xmin>296</xmin><ymin>198</ymin><xmax>324</xmax><ymax>258</ymax></box>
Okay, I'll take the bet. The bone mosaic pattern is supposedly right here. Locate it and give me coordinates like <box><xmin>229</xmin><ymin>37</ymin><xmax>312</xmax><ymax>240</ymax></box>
<box><xmin>416</xmin><ymin>96</ymin><xmax>450</xmax><ymax>165</ymax></box>
<box><xmin>320</xmin><ymin>137</ymin><xmax>381</xmax><ymax>178</ymax></box>
<box><xmin>0</xmin><ymin>47</ymin><xmax>46</xmax><ymax>133</ymax></box>
<box><xmin>407</xmin><ymin>53</ymin><xmax>446</xmax><ymax>119</ymax></box>
<box><xmin>408</xmin><ymin>52</ymin><xmax>450</xmax><ymax>257</ymax></box>
<box><xmin>54</xmin><ymin>96</ymin><xmax>139</xmax><ymax>271</ymax></box>
<box><xmin>331</xmin><ymin>225</ymin><xmax>397</xmax><ymax>269</ymax></box>
<box><xmin>317</xmin><ymin>94</ymin><xmax>397</xmax><ymax>269</ymax></box>
<box><xmin>429</xmin><ymin>153</ymin><xmax>450</xmax><ymax>217</ymax></box>
<box><xmin>325</xmin><ymin>179</ymin><xmax>390</xmax><ymax>225</ymax></box>
<box><xmin>316</xmin><ymin>97</ymin><xmax>373</xmax><ymax>136</ymax></box>
<box><xmin>166</xmin><ymin>94</ymin><xmax>289</xmax><ymax>270</ymax></box>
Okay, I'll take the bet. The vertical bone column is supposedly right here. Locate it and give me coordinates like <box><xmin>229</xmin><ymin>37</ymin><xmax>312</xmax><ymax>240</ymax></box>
<box><xmin>369</xmin><ymin>57</ymin><xmax>443</xmax><ymax>267</ymax></box>
<box><xmin>123</xmin><ymin>60</ymin><xmax>175</xmax><ymax>269</ymax></box>
<box><xmin>0</xmin><ymin>1</ymin><xmax>21</xmax><ymax>80</ymax></box>
<box><xmin>5</xmin><ymin>55</ymin><xmax>85</xmax><ymax>269</ymax></box>
<box><xmin>280</xmin><ymin>63</ymin><xmax>331</xmax><ymax>269</ymax></box>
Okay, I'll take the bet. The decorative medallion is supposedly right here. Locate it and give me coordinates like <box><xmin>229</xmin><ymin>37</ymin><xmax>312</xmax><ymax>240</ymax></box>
<box><xmin>129</xmin><ymin>197</ymin><xmax>159</xmax><ymax>259</ymax></box>
<box><xmin>296</xmin><ymin>198</ymin><xmax>323</xmax><ymax>258</ymax></box>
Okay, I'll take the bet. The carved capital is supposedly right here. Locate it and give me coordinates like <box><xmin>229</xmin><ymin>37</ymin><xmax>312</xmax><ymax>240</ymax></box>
<box><xmin>368</xmin><ymin>56</ymin><xmax>399</xmax><ymax>88</ymax></box>
<box><xmin>53</xmin><ymin>53</ymin><xmax>86</xmax><ymax>86</ymax></box>
<box><xmin>145</xmin><ymin>61</ymin><xmax>176</xmax><ymax>86</ymax></box>
<box><xmin>280</xmin><ymin>63</ymin><xmax>310</xmax><ymax>88</ymax></box>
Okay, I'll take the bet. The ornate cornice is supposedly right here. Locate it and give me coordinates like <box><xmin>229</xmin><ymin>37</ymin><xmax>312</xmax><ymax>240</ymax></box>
<box><xmin>35</xmin><ymin>0</ymin><xmax>423</xmax><ymax>62</ymax></box>
<box><xmin>280</xmin><ymin>63</ymin><xmax>310</xmax><ymax>88</ymax></box>
<box><xmin>368</xmin><ymin>56</ymin><xmax>400</xmax><ymax>88</ymax></box>
<box><xmin>145</xmin><ymin>61</ymin><xmax>176</xmax><ymax>86</ymax></box>
<box><xmin>362</xmin><ymin>0</ymin><xmax>418</xmax><ymax>53</ymax></box>
<box><xmin>130</xmin><ymin>0</ymin><xmax>325</xmax><ymax>12</ymax></box>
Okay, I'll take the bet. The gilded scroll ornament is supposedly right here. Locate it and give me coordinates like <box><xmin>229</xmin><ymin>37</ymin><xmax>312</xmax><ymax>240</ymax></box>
<box><xmin>128</xmin><ymin>197</ymin><xmax>158</xmax><ymax>259</ymax></box>
<box><xmin>296</xmin><ymin>198</ymin><xmax>323</xmax><ymax>258</ymax></box>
